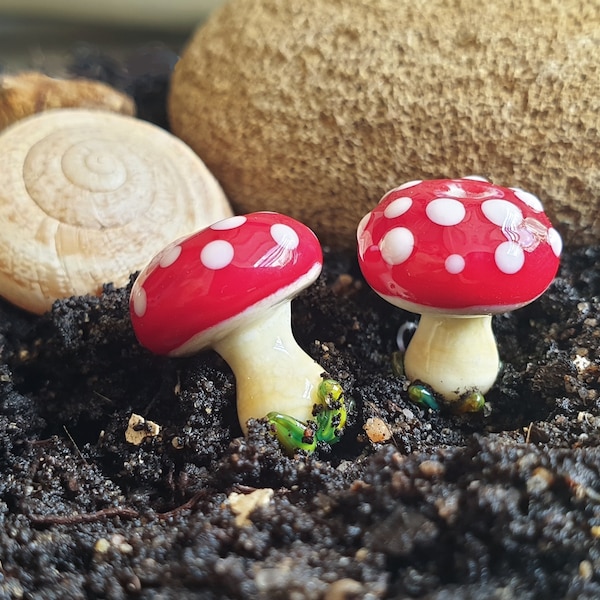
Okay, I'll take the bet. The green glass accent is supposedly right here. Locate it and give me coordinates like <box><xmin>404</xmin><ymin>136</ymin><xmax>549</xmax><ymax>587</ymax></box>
<box><xmin>266</xmin><ymin>378</ymin><xmax>347</xmax><ymax>453</ymax></box>
<box><xmin>314</xmin><ymin>379</ymin><xmax>347</xmax><ymax>444</ymax></box>
<box><xmin>408</xmin><ymin>383</ymin><xmax>440</xmax><ymax>410</ymax></box>
<box><xmin>455</xmin><ymin>391</ymin><xmax>485</xmax><ymax>413</ymax></box>
<box><xmin>266</xmin><ymin>412</ymin><xmax>317</xmax><ymax>453</ymax></box>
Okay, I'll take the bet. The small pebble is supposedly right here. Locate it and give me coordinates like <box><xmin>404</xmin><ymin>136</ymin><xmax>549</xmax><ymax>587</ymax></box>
<box><xmin>355</xmin><ymin>547</ymin><xmax>369</xmax><ymax>562</ymax></box>
<box><xmin>419</xmin><ymin>460</ymin><xmax>446</xmax><ymax>478</ymax></box>
<box><xmin>125</xmin><ymin>413</ymin><xmax>161</xmax><ymax>445</ymax></box>
<box><xmin>94</xmin><ymin>538</ymin><xmax>110</xmax><ymax>554</ymax></box>
<box><xmin>363</xmin><ymin>417</ymin><xmax>392</xmax><ymax>443</ymax></box>
<box><xmin>324</xmin><ymin>578</ymin><xmax>365</xmax><ymax>600</ymax></box>
<box><xmin>526</xmin><ymin>467</ymin><xmax>554</xmax><ymax>494</ymax></box>
<box><xmin>434</xmin><ymin>492</ymin><xmax>460</xmax><ymax>524</ymax></box>
<box><xmin>228</xmin><ymin>488</ymin><xmax>274</xmax><ymax>527</ymax></box>
<box><xmin>579</xmin><ymin>559</ymin><xmax>593</xmax><ymax>581</ymax></box>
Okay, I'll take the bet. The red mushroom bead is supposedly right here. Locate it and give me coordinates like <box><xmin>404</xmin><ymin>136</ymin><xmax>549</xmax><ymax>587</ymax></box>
<box><xmin>357</xmin><ymin>178</ymin><xmax>562</xmax><ymax>408</ymax></box>
<box><xmin>130</xmin><ymin>212</ymin><xmax>326</xmax><ymax>434</ymax></box>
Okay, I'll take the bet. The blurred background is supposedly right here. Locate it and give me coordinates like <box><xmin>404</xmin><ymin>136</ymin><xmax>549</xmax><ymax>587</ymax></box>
<box><xmin>0</xmin><ymin>0</ymin><xmax>226</xmax><ymax>73</ymax></box>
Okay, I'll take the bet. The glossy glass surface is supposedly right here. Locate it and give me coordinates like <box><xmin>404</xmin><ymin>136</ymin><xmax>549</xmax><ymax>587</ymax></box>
<box><xmin>130</xmin><ymin>212</ymin><xmax>322</xmax><ymax>354</ymax></box>
<box><xmin>357</xmin><ymin>178</ymin><xmax>562</xmax><ymax>313</ymax></box>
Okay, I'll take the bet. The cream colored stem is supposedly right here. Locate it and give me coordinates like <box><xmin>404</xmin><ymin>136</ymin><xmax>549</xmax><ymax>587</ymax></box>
<box><xmin>404</xmin><ymin>313</ymin><xmax>500</xmax><ymax>402</ymax></box>
<box><xmin>213</xmin><ymin>302</ymin><xmax>324</xmax><ymax>434</ymax></box>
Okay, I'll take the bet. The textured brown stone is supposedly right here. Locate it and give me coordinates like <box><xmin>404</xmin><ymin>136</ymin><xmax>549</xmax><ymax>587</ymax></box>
<box><xmin>0</xmin><ymin>72</ymin><xmax>135</xmax><ymax>130</ymax></box>
<box><xmin>169</xmin><ymin>0</ymin><xmax>600</xmax><ymax>250</ymax></box>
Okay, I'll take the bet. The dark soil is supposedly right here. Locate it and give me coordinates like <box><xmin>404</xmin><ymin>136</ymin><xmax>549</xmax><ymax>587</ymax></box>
<box><xmin>1</xmin><ymin>45</ymin><xmax>599</xmax><ymax>600</ymax></box>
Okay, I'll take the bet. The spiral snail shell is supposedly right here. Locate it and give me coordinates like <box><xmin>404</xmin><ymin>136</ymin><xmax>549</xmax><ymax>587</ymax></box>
<box><xmin>0</xmin><ymin>108</ymin><xmax>233</xmax><ymax>314</ymax></box>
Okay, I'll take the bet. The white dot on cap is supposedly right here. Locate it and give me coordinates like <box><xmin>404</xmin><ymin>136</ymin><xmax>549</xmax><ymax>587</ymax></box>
<box><xmin>445</xmin><ymin>254</ymin><xmax>465</xmax><ymax>274</ymax></box>
<box><xmin>201</xmin><ymin>240</ymin><xmax>235</xmax><ymax>270</ymax></box>
<box><xmin>132</xmin><ymin>287</ymin><xmax>147</xmax><ymax>318</ymax></box>
<box><xmin>510</xmin><ymin>188</ymin><xmax>544</xmax><ymax>213</ymax></box>
<box><xmin>548</xmin><ymin>227</ymin><xmax>563</xmax><ymax>257</ymax></box>
<box><xmin>271</xmin><ymin>223</ymin><xmax>299</xmax><ymax>249</ymax></box>
<box><xmin>379</xmin><ymin>227</ymin><xmax>414</xmax><ymax>265</ymax></box>
<box><xmin>397</xmin><ymin>180</ymin><xmax>422</xmax><ymax>190</ymax></box>
<box><xmin>210</xmin><ymin>215</ymin><xmax>247</xmax><ymax>230</ymax></box>
<box><xmin>481</xmin><ymin>199</ymin><xmax>523</xmax><ymax>228</ymax></box>
<box><xmin>426</xmin><ymin>198</ymin><xmax>466</xmax><ymax>226</ymax></box>
<box><xmin>495</xmin><ymin>241</ymin><xmax>525</xmax><ymax>274</ymax></box>
<box><xmin>159</xmin><ymin>244</ymin><xmax>182</xmax><ymax>268</ymax></box>
<box><xmin>384</xmin><ymin>197</ymin><xmax>412</xmax><ymax>219</ymax></box>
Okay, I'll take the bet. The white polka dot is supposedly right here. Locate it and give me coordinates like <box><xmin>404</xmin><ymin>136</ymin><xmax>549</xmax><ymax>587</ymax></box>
<box><xmin>210</xmin><ymin>215</ymin><xmax>247</xmax><ymax>230</ymax></box>
<box><xmin>384</xmin><ymin>197</ymin><xmax>413</xmax><ymax>219</ymax></box>
<box><xmin>426</xmin><ymin>198</ymin><xmax>466</xmax><ymax>226</ymax></box>
<box><xmin>510</xmin><ymin>188</ymin><xmax>544</xmax><ymax>213</ymax></box>
<box><xmin>494</xmin><ymin>241</ymin><xmax>525</xmax><ymax>274</ymax></box>
<box><xmin>270</xmin><ymin>223</ymin><xmax>299</xmax><ymax>249</ymax></box>
<box><xmin>445</xmin><ymin>254</ymin><xmax>465</xmax><ymax>274</ymax></box>
<box><xmin>481</xmin><ymin>199</ymin><xmax>523</xmax><ymax>228</ymax></box>
<box><xmin>132</xmin><ymin>287</ymin><xmax>147</xmax><ymax>318</ymax></box>
<box><xmin>201</xmin><ymin>240</ymin><xmax>234</xmax><ymax>270</ymax></box>
<box><xmin>379</xmin><ymin>227</ymin><xmax>414</xmax><ymax>265</ymax></box>
<box><xmin>397</xmin><ymin>180</ymin><xmax>422</xmax><ymax>190</ymax></box>
<box><xmin>158</xmin><ymin>244</ymin><xmax>182</xmax><ymax>268</ymax></box>
<box><xmin>461</xmin><ymin>175</ymin><xmax>490</xmax><ymax>182</ymax></box>
<box><xmin>548</xmin><ymin>227</ymin><xmax>563</xmax><ymax>257</ymax></box>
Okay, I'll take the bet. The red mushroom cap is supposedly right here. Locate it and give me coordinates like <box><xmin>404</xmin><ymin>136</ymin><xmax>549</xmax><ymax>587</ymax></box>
<box><xmin>357</xmin><ymin>178</ymin><xmax>562</xmax><ymax>314</ymax></box>
<box><xmin>130</xmin><ymin>212</ymin><xmax>323</xmax><ymax>356</ymax></box>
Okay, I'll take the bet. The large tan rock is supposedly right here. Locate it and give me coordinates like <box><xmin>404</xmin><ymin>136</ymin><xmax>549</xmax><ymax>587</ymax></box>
<box><xmin>169</xmin><ymin>0</ymin><xmax>600</xmax><ymax>250</ymax></box>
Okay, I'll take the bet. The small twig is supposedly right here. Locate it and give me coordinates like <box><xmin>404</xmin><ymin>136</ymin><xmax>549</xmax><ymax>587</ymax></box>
<box><xmin>525</xmin><ymin>421</ymin><xmax>533</xmax><ymax>444</ymax></box>
<box><xmin>92</xmin><ymin>391</ymin><xmax>113</xmax><ymax>403</ymax></box>
<box><xmin>63</xmin><ymin>425</ymin><xmax>88</xmax><ymax>465</ymax></box>
<box><xmin>28</xmin><ymin>436</ymin><xmax>58</xmax><ymax>447</ymax></box>
<box><xmin>233</xmin><ymin>484</ymin><xmax>259</xmax><ymax>494</ymax></box>
<box><xmin>157</xmin><ymin>491</ymin><xmax>205</xmax><ymax>520</ymax></box>
<box><xmin>29</xmin><ymin>506</ymin><xmax>139</xmax><ymax>526</ymax></box>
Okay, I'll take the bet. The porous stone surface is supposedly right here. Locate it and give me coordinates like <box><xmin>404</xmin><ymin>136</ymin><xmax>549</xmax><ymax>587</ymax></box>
<box><xmin>169</xmin><ymin>0</ymin><xmax>600</xmax><ymax>250</ymax></box>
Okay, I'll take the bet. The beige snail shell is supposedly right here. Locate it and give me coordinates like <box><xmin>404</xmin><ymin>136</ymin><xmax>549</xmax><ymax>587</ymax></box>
<box><xmin>0</xmin><ymin>108</ymin><xmax>233</xmax><ymax>314</ymax></box>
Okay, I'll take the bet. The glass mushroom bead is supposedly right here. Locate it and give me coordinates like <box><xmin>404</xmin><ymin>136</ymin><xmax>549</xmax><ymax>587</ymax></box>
<box><xmin>356</xmin><ymin>177</ymin><xmax>562</xmax><ymax>412</ymax></box>
<box><xmin>130</xmin><ymin>211</ymin><xmax>347</xmax><ymax>453</ymax></box>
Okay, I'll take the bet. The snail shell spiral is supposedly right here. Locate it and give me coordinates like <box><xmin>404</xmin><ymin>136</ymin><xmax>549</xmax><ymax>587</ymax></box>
<box><xmin>0</xmin><ymin>108</ymin><xmax>233</xmax><ymax>314</ymax></box>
